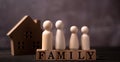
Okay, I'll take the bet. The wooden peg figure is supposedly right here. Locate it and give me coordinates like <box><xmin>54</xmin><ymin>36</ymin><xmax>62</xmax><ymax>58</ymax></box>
<box><xmin>55</xmin><ymin>20</ymin><xmax>66</xmax><ymax>50</ymax></box>
<box><xmin>69</xmin><ymin>26</ymin><xmax>79</xmax><ymax>50</ymax></box>
<box><xmin>81</xmin><ymin>26</ymin><xmax>90</xmax><ymax>50</ymax></box>
<box><xmin>42</xmin><ymin>20</ymin><xmax>53</xmax><ymax>50</ymax></box>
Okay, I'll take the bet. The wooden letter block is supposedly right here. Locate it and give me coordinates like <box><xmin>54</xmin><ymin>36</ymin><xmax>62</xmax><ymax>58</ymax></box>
<box><xmin>67</xmin><ymin>50</ymin><xmax>96</xmax><ymax>60</ymax></box>
<box><xmin>55</xmin><ymin>50</ymin><xmax>67</xmax><ymax>60</ymax></box>
<box><xmin>46</xmin><ymin>50</ymin><xmax>56</xmax><ymax>60</ymax></box>
<box><xmin>66</xmin><ymin>50</ymin><xmax>78</xmax><ymax>60</ymax></box>
<box><xmin>36</xmin><ymin>49</ymin><xmax>46</xmax><ymax>60</ymax></box>
<box><xmin>36</xmin><ymin>49</ymin><xmax>96</xmax><ymax>60</ymax></box>
<box><xmin>77</xmin><ymin>50</ymin><xmax>86</xmax><ymax>60</ymax></box>
<box><xmin>86</xmin><ymin>50</ymin><xmax>96</xmax><ymax>60</ymax></box>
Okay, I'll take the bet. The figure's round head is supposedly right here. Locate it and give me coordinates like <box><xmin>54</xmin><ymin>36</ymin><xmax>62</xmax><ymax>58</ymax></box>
<box><xmin>43</xmin><ymin>20</ymin><xmax>52</xmax><ymax>30</ymax></box>
<box><xmin>81</xmin><ymin>26</ymin><xmax>89</xmax><ymax>33</ymax></box>
<box><xmin>55</xmin><ymin>20</ymin><xmax>64</xmax><ymax>29</ymax></box>
<box><xmin>70</xmin><ymin>26</ymin><xmax>78</xmax><ymax>33</ymax></box>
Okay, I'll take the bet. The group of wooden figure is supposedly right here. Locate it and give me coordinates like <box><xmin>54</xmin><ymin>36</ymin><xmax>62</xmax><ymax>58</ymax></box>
<box><xmin>36</xmin><ymin>20</ymin><xmax>96</xmax><ymax>60</ymax></box>
<box><xmin>6</xmin><ymin>15</ymin><xmax>96</xmax><ymax>61</ymax></box>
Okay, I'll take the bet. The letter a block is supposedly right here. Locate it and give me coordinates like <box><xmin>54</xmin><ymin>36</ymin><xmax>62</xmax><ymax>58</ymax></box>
<box><xmin>46</xmin><ymin>50</ymin><xmax>56</xmax><ymax>60</ymax></box>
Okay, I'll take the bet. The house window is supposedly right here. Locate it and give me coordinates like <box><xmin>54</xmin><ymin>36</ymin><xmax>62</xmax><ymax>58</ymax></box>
<box><xmin>17</xmin><ymin>42</ymin><xmax>24</xmax><ymax>49</ymax></box>
<box><xmin>18</xmin><ymin>42</ymin><xmax>20</xmax><ymax>45</ymax></box>
<box><xmin>32</xmin><ymin>41</ymin><xmax>40</xmax><ymax>49</ymax></box>
<box><xmin>18</xmin><ymin>46</ymin><xmax>20</xmax><ymax>49</ymax></box>
<box><xmin>24</xmin><ymin>31</ymin><xmax>32</xmax><ymax>39</ymax></box>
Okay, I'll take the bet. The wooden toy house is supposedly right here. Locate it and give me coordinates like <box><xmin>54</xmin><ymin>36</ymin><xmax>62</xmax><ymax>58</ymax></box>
<box><xmin>7</xmin><ymin>15</ymin><xmax>42</xmax><ymax>56</ymax></box>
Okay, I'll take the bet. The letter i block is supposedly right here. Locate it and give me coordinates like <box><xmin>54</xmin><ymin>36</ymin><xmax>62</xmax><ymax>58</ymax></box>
<box><xmin>54</xmin><ymin>50</ymin><xmax>67</xmax><ymax>60</ymax></box>
<box><xmin>46</xmin><ymin>50</ymin><xmax>56</xmax><ymax>60</ymax></box>
<box><xmin>36</xmin><ymin>49</ymin><xmax>46</xmax><ymax>60</ymax></box>
<box><xmin>86</xmin><ymin>50</ymin><xmax>96</xmax><ymax>60</ymax></box>
<box><xmin>66</xmin><ymin>50</ymin><xmax>78</xmax><ymax>60</ymax></box>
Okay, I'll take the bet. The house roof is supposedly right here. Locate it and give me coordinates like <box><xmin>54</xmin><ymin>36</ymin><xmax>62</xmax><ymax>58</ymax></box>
<box><xmin>7</xmin><ymin>15</ymin><xmax>37</xmax><ymax>36</ymax></box>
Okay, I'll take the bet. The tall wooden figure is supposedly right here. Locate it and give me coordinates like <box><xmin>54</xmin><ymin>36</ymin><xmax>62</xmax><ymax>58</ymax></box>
<box><xmin>55</xmin><ymin>20</ymin><xmax>66</xmax><ymax>50</ymax></box>
<box><xmin>81</xmin><ymin>26</ymin><xmax>90</xmax><ymax>50</ymax></box>
<box><xmin>42</xmin><ymin>20</ymin><xmax>53</xmax><ymax>50</ymax></box>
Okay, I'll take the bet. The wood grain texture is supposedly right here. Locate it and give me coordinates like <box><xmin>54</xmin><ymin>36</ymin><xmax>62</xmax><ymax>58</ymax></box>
<box><xmin>36</xmin><ymin>49</ymin><xmax>46</xmax><ymax>60</ymax></box>
<box><xmin>86</xmin><ymin>50</ymin><xmax>96</xmax><ymax>60</ymax></box>
<box><xmin>46</xmin><ymin>50</ymin><xmax>56</xmax><ymax>60</ymax></box>
<box><xmin>7</xmin><ymin>15</ymin><xmax>42</xmax><ymax>56</ymax></box>
<box><xmin>54</xmin><ymin>50</ymin><xmax>67</xmax><ymax>60</ymax></box>
<box><xmin>66</xmin><ymin>50</ymin><xmax>78</xmax><ymax>60</ymax></box>
<box><xmin>36</xmin><ymin>49</ymin><xmax>96</xmax><ymax>60</ymax></box>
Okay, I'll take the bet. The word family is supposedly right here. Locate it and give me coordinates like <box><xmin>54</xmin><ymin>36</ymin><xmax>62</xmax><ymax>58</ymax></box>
<box><xmin>36</xmin><ymin>49</ymin><xmax>96</xmax><ymax>60</ymax></box>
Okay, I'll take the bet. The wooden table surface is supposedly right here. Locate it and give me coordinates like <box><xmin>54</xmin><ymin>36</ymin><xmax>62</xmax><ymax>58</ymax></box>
<box><xmin>0</xmin><ymin>47</ymin><xmax>120</xmax><ymax>62</ymax></box>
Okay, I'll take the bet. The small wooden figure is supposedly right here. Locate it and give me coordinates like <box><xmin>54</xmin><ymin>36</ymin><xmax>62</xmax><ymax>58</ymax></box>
<box><xmin>81</xmin><ymin>26</ymin><xmax>90</xmax><ymax>50</ymax></box>
<box><xmin>42</xmin><ymin>20</ymin><xmax>53</xmax><ymax>50</ymax></box>
<box><xmin>7</xmin><ymin>15</ymin><xmax>42</xmax><ymax>56</ymax></box>
<box><xmin>69</xmin><ymin>26</ymin><xmax>79</xmax><ymax>50</ymax></box>
<box><xmin>55</xmin><ymin>20</ymin><xmax>66</xmax><ymax>50</ymax></box>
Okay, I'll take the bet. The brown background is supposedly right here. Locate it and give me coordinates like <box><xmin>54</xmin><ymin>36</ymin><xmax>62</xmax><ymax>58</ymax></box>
<box><xmin>0</xmin><ymin>0</ymin><xmax>120</xmax><ymax>48</ymax></box>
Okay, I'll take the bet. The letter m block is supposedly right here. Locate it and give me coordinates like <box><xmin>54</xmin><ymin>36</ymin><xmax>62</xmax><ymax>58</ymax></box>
<box><xmin>55</xmin><ymin>50</ymin><xmax>67</xmax><ymax>60</ymax></box>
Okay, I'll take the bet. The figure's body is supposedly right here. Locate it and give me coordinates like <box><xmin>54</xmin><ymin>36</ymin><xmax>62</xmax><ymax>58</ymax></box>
<box><xmin>69</xmin><ymin>26</ymin><xmax>79</xmax><ymax>50</ymax></box>
<box><xmin>55</xmin><ymin>20</ymin><xmax>66</xmax><ymax>50</ymax></box>
<box><xmin>81</xmin><ymin>26</ymin><xmax>90</xmax><ymax>50</ymax></box>
<box><xmin>42</xmin><ymin>20</ymin><xmax>53</xmax><ymax>50</ymax></box>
